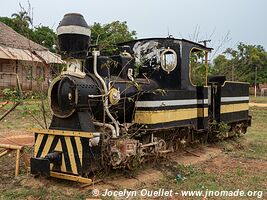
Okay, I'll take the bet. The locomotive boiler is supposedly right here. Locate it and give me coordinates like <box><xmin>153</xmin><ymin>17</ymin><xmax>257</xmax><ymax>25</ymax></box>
<box><xmin>30</xmin><ymin>13</ymin><xmax>251</xmax><ymax>184</ymax></box>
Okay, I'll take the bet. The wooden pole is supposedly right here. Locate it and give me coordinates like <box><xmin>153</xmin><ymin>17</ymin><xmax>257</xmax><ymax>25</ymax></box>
<box><xmin>205</xmin><ymin>51</ymin><xmax>208</xmax><ymax>86</ymax></box>
<box><xmin>0</xmin><ymin>102</ymin><xmax>20</xmax><ymax>121</ymax></box>
<box><xmin>254</xmin><ymin>66</ymin><xmax>257</xmax><ymax>98</ymax></box>
<box><xmin>16</xmin><ymin>74</ymin><xmax>23</xmax><ymax>97</ymax></box>
<box><xmin>198</xmin><ymin>40</ymin><xmax>211</xmax><ymax>86</ymax></box>
<box><xmin>0</xmin><ymin>144</ymin><xmax>22</xmax><ymax>150</ymax></box>
<box><xmin>0</xmin><ymin>101</ymin><xmax>9</xmax><ymax>109</ymax></box>
<box><xmin>15</xmin><ymin>149</ymin><xmax>20</xmax><ymax>176</ymax></box>
<box><xmin>0</xmin><ymin>150</ymin><xmax>9</xmax><ymax>157</ymax></box>
<box><xmin>0</xmin><ymin>144</ymin><xmax>22</xmax><ymax>177</ymax></box>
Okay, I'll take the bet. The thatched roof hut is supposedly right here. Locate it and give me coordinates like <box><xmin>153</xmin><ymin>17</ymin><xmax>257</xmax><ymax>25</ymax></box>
<box><xmin>0</xmin><ymin>22</ymin><xmax>63</xmax><ymax>91</ymax></box>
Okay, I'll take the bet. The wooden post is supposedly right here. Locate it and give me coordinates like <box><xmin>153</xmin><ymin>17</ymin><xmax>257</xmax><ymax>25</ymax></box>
<box><xmin>205</xmin><ymin>51</ymin><xmax>208</xmax><ymax>86</ymax></box>
<box><xmin>0</xmin><ymin>150</ymin><xmax>9</xmax><ymax>157</ymax></box>
<box><xmin>198</xmin><ymin>40</ymin><xmax>211</xmax><ymax>86</ymax></box>
<box><xmin>0</xmin><ymin>102</ymin><xmax>20</xmax><ymax>121</ymax></box>
<box><xmin>0</xmin><ymin>101</ymin><xmax>9</xmax><ymax>109</ymax></box>
<box><xmin>0</xmin><ymin>144</ymin><xmax>22</xmax><ymax>177</ymax></box>
<box><xmin>15</xmin><ymin>149</ymin><xmax>20</xmax><ymax>177</ymax></box>
<box><xmin>0</xmin><ymin>144</ymin><xmax>22</xmax><ymax>150</ymax></box>
<box><xmin>254</xmin><ymin>65</ymin><xmax>257</xmax><ymax>98</ymax></box>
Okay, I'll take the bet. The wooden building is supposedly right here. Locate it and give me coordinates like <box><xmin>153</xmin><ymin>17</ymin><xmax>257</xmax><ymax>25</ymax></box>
<box><xmin>0</xmin><ymin>22</ymin><xmax>63</xmax><ymax>91</ymax></box>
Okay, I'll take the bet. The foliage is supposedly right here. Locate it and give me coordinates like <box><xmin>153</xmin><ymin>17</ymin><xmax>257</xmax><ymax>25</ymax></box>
<box><xmin>0</xmin><ymin>9</ymin><xmax>56</xmax><ymax>52</ymax></box>
<box><xmin>90</xmin><ymin>21</ymin><xmax>137</xmax><ymax>55</ymax></box>
<box><xmin>0</xmin><ymin>17</ymin><xmax>20</xmax><ymax>33</ymax></box>
<box><xmin>217</xmin><ymin>121</ymin><xmax>230</xmax><ymax>140</ymax></box>
<box><xmin>31</xmin><ymin>26</ymin><xmax>57</xmax><ymax>52</ymax></box>
<box><xmin>190</xmin><ymin>51</ymin><xmax>206</xmax><ymax>86</ymax></box>
<box><xmin>11</xmin><ymin>10</ymin><xmax>32</xmax><ymax>27</ymax></box>
<box><xmin>1</xmin><ymin>8</ymin><xmax>34</xmax><ymax>37</ymax></box>
<box><xmin>212</xmin><ymin>43</ymin><xmax>267</xmax><ymax>85</ymax></box>
<box><xmin>1</xmin><ymin>12</ymin><xmax>137</xmax><ymax>55</ymax></box>
<box><xmin>2</xmin><ymin>88</ymin><xmax>22</xmax><ymax>102</ymax></box>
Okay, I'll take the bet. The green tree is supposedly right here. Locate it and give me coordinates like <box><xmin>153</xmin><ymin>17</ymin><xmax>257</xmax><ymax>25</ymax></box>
<box><xmin>0</xmin><ymin>15</ymin><xmax>56</xmax><ymax>51</ymax></box>
<box><xmin>11</xmin><ymin>11</ymin><xmax>32</xmax><ymax>26</ymax></box>
<box><xmin>212</xmin><ymin>54</ymin><xmax>232</xmax><ymax>80</ymax></box>
<box><xmin>11</xmin><ymin>11</ymin><xmax>32</xmax><ymax>36</ymax></box>
<box><xmin>31</xmin><ymin>26</ymin><xmax>57</xmax><ymax>52</ymax></box>
<box><xmin>90</xmin><ymin>21</ymin><xmax>137</xmax><ymax>54</ymax></box>
<box><xmin>212</xmin><ymin>43</ymin><xmax>267</xmax><ymax>84</ymax></box>
<box><xmin>0</xmin><ymin>17</ymin><xmax>18</xmax><ymax>31</ymax></box>
<box><xmin>190</xmin><ymin>51</ymin><xmax>206</xmax><ymax>86</ymax></box>
<box><xmin>0</xmin><ymin>16</ymin><xmax>32</xmax><ymax>37</ymax></box>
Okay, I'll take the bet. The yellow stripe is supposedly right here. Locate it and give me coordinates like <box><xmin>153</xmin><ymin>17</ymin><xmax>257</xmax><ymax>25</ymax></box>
<box><xmin>54</xmin><ymin>138</ymin><xmax>62</xmax><ymax>152</ymax></box>
<box><xmin>41</xmin><ymin>135</ymin><xmax>55</xmax><ymax>158</ymax></box>
<box><xmin>221</xmin><ymin>103</ymin><xmax>249</xmax><ymax>114</ymax></box>
<box><xmin>30</xmin><ymin>128</ymin><xmax>94</xmax><ymax>138</ymax></box>
<box><xmin>134</xmin><ymin>108</ymin><xmax>208</xmax><ymax>124</ymax></box>
<box><xmin>75</xmin><ymin>136</ymin><xmax>83</xmax><ymax>166</ymax></box>
<box><xmin>65</xmin><ymin>137</ymin><xmax>78</xmax><ymax>174</ymax></box>
<box><xmin>61</xmin><ymin>153</ymin><xmax>67</xmax><ymax>173</ymax></box>
<box><xmin>34</xmin><ymin>134</ymin><xmax>44</xmax><ymax>157</ymax></box>
<box><xmin>50</xmin><ymin>172</ymin><xmax>92</xmax><ymax>184</ymax></box>
<box><xmin>198</xmin><ymin>107</ymin><xmax>208</xmax><ymax>117</ymax></box>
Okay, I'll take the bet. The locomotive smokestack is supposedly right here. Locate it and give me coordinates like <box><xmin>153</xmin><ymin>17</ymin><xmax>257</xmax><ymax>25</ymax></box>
<box><xmin>57</xmin><ymin>13</ymin><xmax>90</xmax><ymax>60</ymax></box>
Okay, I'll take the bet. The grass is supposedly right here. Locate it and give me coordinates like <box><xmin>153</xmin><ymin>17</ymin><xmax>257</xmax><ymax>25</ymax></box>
<box><xmin>1</xmin><ymin>187</ymin><xmax>47</xmax><ymax>200</ymax></box>
<box><xmin>0</xmin><ymin>99</ymin><xmax>51</xmax><ymax>131</ymax></box>
<box><xmin>152</xmin><ymin>160</ymin><xmax>266</xmax><ymax>199</ymax></box>
<box><xmin>148</xmin><ymin>106</ymin><xmax>267</xmax><ymax>199</ymax></box>
<box><xmin>234</xmin><ymin>107</ymin><xmax>267</xmax><ymax>160</ymax></box>
<box><xmin>0</xmin><ymin>185</ymin><xmax>92</xmax><ymax>200</ymax></box>
<box><xmin>0</xmin><ymin>101</ymin><xmax>266</xmax><ymax>199</ymax></box>
<box><xmin>250</xmin><ymin>95</ymin><xmax>267</xmax><ymax>103</ymax></box>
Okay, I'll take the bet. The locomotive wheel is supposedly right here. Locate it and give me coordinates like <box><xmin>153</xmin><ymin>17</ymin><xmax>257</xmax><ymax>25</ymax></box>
<box><xmin>110</xmin><ymin>151</ymin><xmax>122</xmax><ymax>167</ymax></box>
<box><xmin>156</xmin><ymin>139</ymin><xmax>167</xmax><ymax>153</ymax></box>
<box><xmin>127</xmin><ymin>156</ymin><xmax>141</xmax><ymax>170</ymax></box>
<box><xmin>172</xmin><ymin>138</ymin><xmax>185</xmax><ymax>152</ymax></box>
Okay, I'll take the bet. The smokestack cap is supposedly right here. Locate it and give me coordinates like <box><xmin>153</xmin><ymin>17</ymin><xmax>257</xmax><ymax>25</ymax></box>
<box><xmin>57</xmin><ymin>13</ymin><xmax>90</xmax><ymax>37</ymax></box>
<box><xmin>57</xmin><ymin>13</ymin><xmax>90</xmax><ymax>59</ymax></box>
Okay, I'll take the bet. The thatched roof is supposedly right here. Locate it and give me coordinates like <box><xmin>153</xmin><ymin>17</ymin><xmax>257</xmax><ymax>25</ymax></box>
<box><xmin>0</xmin><ymin>22</ymin><xmax>63</xmax><ymax>64</ymax></box>
<box><xmin>0</xmin><ymin>22</ymin><xmax>46</xmax><ymax>51</ymax></box>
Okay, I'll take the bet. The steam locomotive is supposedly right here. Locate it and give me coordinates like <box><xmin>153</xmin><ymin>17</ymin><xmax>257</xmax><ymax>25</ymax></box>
<box><xmin>30</xmin><ymin>13</ymin><xmax>251</xmax><ymax>184</ymax></box>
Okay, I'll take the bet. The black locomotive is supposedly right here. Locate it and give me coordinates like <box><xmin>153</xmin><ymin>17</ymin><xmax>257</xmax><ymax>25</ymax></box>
<box><xmin>30</xmin><ymin>13</ymin><xmax>251</xmax><ymax>183</ymax></box>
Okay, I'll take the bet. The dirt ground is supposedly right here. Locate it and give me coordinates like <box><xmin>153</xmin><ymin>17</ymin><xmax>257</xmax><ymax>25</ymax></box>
<box><xmin>0</xmin><ymin>143</ymin><xmax>266</xmax><ymax>200</ymax></box>
<box><xmin>96</xmin><ymin>146</ymin><xmax>222</xmax><ymax>190</ymax></box>
<box><xmin>0</xmin><ymin>101</ymin><xmax>266</xmax><ymax>199</ymax></box>
<box><xmin>0</xmin><ymin>134</ymin><xmax>34</xmax><ymax>146</ymax></box>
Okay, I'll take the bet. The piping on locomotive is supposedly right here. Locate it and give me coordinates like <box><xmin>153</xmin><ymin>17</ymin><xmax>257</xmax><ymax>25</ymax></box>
<box><xmin>30</xmin><ymin>13</ymin><xmax>251</xmax><ymax>184</ymax></box>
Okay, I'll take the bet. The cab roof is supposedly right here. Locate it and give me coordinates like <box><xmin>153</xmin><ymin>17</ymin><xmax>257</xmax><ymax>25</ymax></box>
<box><xmin>118</xmin><ymin>37</ymin><xmax>213</xmax><ymax>52</ymax></box>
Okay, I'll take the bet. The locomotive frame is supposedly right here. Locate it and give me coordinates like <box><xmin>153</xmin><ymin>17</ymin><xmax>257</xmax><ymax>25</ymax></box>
<box><xmin>30</xmin><ymin>13</ymin><xmax>251</xmax><ymax>184</ymax></box>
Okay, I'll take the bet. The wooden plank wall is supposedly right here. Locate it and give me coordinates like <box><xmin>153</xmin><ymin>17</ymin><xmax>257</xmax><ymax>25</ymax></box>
<box><xmin>0</xmin><ymin>59</ymin><xmax>51</xmax><ymax>91</ymax></box>
<box><xmin>0</xmin><ymin>59</ymin><xmax>17</xmax><ymax>88</ymax></box>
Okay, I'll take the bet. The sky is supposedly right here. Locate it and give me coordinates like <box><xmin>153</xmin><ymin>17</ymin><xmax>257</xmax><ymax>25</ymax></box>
<box><xmin>1</xmin><ymin>0</ymin><xmax>267</xmax><ymax>58</ymax></box>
